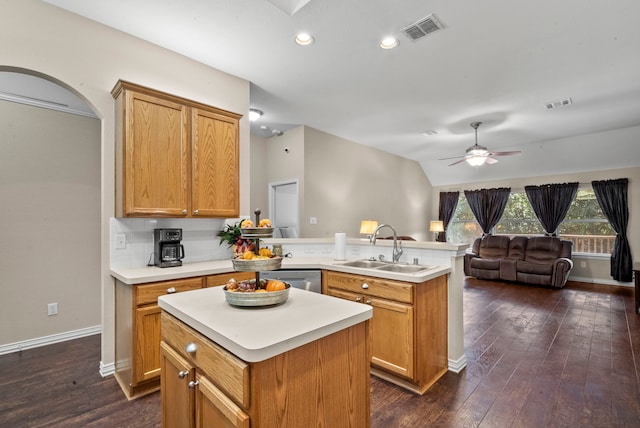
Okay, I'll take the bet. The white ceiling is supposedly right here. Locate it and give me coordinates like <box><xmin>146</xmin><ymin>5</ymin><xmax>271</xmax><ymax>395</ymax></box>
<box><xmin>35</xmin><ymin>0</ymin><xmax>640</xmax><ymax>186</ymax></box>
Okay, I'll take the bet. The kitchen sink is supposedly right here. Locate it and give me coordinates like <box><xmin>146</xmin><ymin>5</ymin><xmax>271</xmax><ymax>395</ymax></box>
<box><xmin>339</xmin><ymin>259</ymin><xmax>387</xmax><ymax>269</ymax></box>
<box><xmin>375</xmin><ymin>264</ymin><xmax>433</xmax><ymax>274</ymax></box>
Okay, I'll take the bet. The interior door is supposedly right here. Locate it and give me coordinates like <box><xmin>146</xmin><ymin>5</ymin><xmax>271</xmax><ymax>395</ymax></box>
<box><xmin>269</xmin><ymin>180</ymin><xmax>299</xmax><ymax>237</ymax></box>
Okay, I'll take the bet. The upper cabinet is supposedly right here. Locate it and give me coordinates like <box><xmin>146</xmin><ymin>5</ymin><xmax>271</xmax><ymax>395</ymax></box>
<box><xmin>112</xmin><ymin>80</ymin><xmax>241</xmax><ymax>218</ymax></box>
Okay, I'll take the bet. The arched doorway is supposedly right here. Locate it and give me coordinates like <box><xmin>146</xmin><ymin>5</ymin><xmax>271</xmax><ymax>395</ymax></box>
<box><xmin>0</xmin><ymin>68</ymin><xmax>102</xmax><ymax>353</ymax></box>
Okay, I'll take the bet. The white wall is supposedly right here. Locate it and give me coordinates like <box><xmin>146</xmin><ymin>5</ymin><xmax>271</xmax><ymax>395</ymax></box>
<box><xmin>1</xmin><ymin>0</ymin><xmax>250</xmax><ymax>370</ymax></box>
<box><xmin>0</xmin><ymin>100</ymin><xmax>100</xmax><ymax>347</ymax></box>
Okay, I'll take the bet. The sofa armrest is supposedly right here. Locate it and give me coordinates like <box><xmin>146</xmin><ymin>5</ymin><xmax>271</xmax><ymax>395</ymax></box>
<box><xmin>551</xmin><ymin>258</ymin><xmax>574</xmax><ymax>288</ymax></box>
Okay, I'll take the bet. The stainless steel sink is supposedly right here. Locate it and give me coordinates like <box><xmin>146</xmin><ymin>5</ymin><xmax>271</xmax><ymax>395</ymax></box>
<box><xmin>339</xmin><ymin>260</ymin><xmax>388</xmax><ymax>269</ymax></box>
<box><xmin>375</xmin><ymin>264</ymin><xmax>433</xmax><ymax>273</ymax></box>
<box><xmin>339</xmin><ymin>259</ymin><xmax>387</xmax><ymax>269</ymax></box>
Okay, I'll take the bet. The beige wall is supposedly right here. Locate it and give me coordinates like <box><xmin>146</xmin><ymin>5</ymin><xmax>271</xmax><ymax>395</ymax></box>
<box><xmin>1</xmin><ymin>0</ymin><xmax>250</xmax><ymax>368</ymax></box>
<box><xmin>432</xmin><ymin>166</ymin><xmax>640</xmax><ymax>284</ymax></box>
<box><xmin>0</xmin><ymin>101</ymin><xmax>101</xmax><ymax>344</ymax></box>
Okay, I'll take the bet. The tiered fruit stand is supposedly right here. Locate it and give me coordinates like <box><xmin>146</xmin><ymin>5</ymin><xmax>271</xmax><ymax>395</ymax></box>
<box><xmin>224</xmin><ymin>209</ymin><xmax>289</xmax><ymax>306</ymax></box>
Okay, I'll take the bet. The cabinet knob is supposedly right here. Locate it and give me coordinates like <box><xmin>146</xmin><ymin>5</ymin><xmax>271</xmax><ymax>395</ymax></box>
<box><xmin>366</xmin><ymin>299</ymin><xmax>372</xmax><ymax>305</ymax></box>
<box><xmin>188</xmin><ymin>380</ymin><xmax>199</xmax><ymax>389</ymax></box>
<box><xmin>361</xmin><ymin>283</ymin><xmax>369</xmax><ymax>289</ymax></box>
<box><xmin>167</xmin><ymin>287</ymin><xmax>176</xmax><ymax>294</ymax></box>
<box><xmin>182</xmin><ymin>209</ymin><xmax>187</xmax><ymax>215</ymax></box>
<box><xmin>356</xmin><ymin>297</ymin><xmax>362</xmax><ymax>302</ymax></box>
<box><xmin>178</xmin><ymin>370</ymin><xmax>189</xmax><ymax>379</ymax></box>
<box><xmin>193</xmin><ymin>209</ymin><xmax>199</xmax><ymax>215</ymax></box>
<box><xmin>186</xmin><ymin>342</ymin><xmax>197</xmax><ymax>353</ymax></box>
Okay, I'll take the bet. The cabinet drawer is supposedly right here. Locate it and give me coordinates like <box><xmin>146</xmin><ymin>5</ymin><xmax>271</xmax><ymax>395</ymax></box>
<box><xmin>135</xmin><ymin>277</ymin><xmax>203</xmax><ymax>306</ymax></box>
<box><xmin>205</xmin><ymin>271</ymin><xmax>254</xmax><ymax>288</ymax></box>
<box><xmin>326</xmin><ymin>271</ymin><xmax>413</xmax><ymax>304</ymax></box>
<box><xmin>161</xmin><ymin>312</ymin><xmax>250</xmax><ymax>408</ymax></box>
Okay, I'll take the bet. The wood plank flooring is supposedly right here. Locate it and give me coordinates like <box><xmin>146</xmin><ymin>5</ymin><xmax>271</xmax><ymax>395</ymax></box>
<box><xmin>1</xmin><ymin>279</ymin><xmax>639</xmax><ymax>427</ymax></box>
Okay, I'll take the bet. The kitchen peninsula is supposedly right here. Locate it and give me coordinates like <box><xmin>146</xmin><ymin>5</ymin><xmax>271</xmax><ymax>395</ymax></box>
<box><xmin>158</xmin><ymin>286</ymin><xmax>372</xmax><ymax>426</ymax></box>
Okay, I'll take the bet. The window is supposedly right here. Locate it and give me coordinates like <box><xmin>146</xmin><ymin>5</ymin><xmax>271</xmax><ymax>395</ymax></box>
<box><xmin>446</xmin><ymin>188</ymin><xmax>615</xmax><ymax>255</ymax></box>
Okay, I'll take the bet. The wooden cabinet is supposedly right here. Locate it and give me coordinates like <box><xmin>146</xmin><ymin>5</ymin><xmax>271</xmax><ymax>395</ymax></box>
<box><xmin>324</xmin><ymin>270</ymin><xmax>448</xmax><ymax>395</ymax></box>
<box><xmin>115</xmin><ymin>271</ymin><xmax>253</xmax><ymax>400</ymax></box>
<box><xmin>161</xmin><ymin>311</ymin><xmax>370</xmax><ymax>427</ymax></box>
<box><xmin>112</xmin><ymin>80</ymin><xmax>241</xmax><ymax>218</ymax></box>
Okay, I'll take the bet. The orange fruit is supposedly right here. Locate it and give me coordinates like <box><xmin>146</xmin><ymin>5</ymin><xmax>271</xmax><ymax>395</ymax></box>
<box><xmin>265</xmin><ymin>280</ymin><xmax>286</xmax><ymax>292</ymax></box>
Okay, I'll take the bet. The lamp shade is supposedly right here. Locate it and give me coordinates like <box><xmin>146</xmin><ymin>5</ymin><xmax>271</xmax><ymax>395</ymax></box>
<box><xmin>360</xmin><ymin>220</ymin><xmax>379</xmax><ymax>235</ymax></box>
<box><xmin>429</xmin><ymin>220</ymin><xmax>445</xmax><ymax>233</ymax></box>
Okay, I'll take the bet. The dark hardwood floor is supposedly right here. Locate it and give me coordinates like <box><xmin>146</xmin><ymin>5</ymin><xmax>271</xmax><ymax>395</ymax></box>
<box><xmin>1</xmin><ymin>279</ymin><xmax>639</xmax><ymax>427</ymax></box>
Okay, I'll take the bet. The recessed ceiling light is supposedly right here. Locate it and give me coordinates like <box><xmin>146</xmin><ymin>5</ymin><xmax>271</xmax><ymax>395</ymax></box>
<box><xmin>294</xmin><ymin>33</ymin><xmax>314</xmax><ymax>46</ymax></box>
<box><xmin>249</xmin><ymin>108</ymin><xmax>263</xmax><ymax>121</ymax></box>
<box><xmin>380</xmin><ymin>37</ymin><xmax>399</xmax><ymax>49</ymax></box>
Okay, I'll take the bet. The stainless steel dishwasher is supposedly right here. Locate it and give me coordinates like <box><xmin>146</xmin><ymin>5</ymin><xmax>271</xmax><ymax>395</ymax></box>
<box><xmin>259</xmin><ymin>269</ymin><xmax>322</xmax><ymax>293</ymax></box>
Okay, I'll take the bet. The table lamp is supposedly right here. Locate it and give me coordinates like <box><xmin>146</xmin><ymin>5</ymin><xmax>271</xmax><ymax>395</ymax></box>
<box><xmin>429</xmin><ymin>220</ymin><xmax>444</xmax><ymax>241</ymax></box>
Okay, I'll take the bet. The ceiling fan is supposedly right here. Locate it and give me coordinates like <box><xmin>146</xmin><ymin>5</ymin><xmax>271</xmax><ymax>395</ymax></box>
<box><xmin>440</xmin><ymin>122</ymin><xmax>521</xmax><ymax>166</ymax></box>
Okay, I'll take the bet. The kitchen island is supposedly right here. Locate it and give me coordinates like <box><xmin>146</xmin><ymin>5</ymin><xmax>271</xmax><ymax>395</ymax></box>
<box><xmin>158</xmin><ymin>286</ymin><xmax>372</xmax><ymax>427</ymax></box>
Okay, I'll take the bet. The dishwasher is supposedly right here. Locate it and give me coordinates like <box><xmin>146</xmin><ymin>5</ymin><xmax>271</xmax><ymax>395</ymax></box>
<box><xmin>259</xmin><ymin>269</ymin><xmax>322</xmax><ymax>293</ymax></box>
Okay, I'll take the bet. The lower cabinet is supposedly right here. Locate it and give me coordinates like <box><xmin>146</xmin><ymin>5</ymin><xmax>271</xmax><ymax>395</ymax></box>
<box><xmin>324</xmin><ymin>270</ymin><xmax>448</xmax><ymax>394</ymax></box>
<box><xmin>114</xmin><ymin>271</ymin><xmax>253</xmax><ymax>399</ymax></box>
<box><xmin>160</xmin><ymin>311</ymin><xmax>370</xmax><ymax>427</ymax></box>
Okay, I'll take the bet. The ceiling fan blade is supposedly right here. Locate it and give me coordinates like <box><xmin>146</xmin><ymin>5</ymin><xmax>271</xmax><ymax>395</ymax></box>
<box><xmin>485</xmin><ymin>157</ymin><xmax>499</xmax><ymax>164</ymax></box>
<box><xmin>438</xmin><ymin>155</ymin><xmax>466</xmax><ymax>161</ymax></box>
<box><xmin>448</xmin><ymin>158</ymin><xmax>468</xmax><ymax>166</ymax></box>
<box><xmin>489</xmin><ymin>150</ymin><xmax>522</xmax><ymax>157</ymax></box>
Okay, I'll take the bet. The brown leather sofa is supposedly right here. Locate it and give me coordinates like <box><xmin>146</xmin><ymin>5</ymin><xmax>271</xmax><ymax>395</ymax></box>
<box><xmin>464</xmin><ymin>235</ymin><xmax>573</xmax><ymax>288</ymax></box>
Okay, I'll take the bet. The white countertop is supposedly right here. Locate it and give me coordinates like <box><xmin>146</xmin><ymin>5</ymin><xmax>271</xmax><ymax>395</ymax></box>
<box><xmin>158</xmin><ymin>286</ymin><xmax>372</xmax><ymax>362</ymax></box>
<box><xmin>111</xmin><ymin>257</ymin><xmax>451</xmax><ymax>284</ymax></box>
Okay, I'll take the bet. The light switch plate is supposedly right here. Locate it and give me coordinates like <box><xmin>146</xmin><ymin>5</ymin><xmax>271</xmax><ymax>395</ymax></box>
<box><xmin>309</xmin><ymin>217</ymin><xmax>317</xmax><ymax>224</ymax></box>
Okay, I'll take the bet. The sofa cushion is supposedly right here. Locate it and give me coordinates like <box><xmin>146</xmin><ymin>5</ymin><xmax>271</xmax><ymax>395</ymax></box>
<box><xmin>478</xmin><ymin>235</ymin><xmax>510</xmax><ymax>259</ymax></box>
<box><xmin>516</xmin><ymin>260</ymin><xmax>553</xmax><ymax>275</ymax></box>
<box><xmin>507</xmin><ymin>236</ymin><xmax>528</xmax><ymax>260</ymax></box>
<box><xmin>470</xmin><ymin>257</ymin><xmax>501</xmax><ymax>270</ymax></box>
<box><xmin>524</xmin><ymin>237</ymin><xmax>563</xmax><ymax>263</ymax></box>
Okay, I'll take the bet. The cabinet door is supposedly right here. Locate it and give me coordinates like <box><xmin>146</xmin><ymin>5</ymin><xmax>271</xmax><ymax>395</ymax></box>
<box><xmin>195</xmin><ymin>374</ymin><xmax>249</xmax><ymax>428</ymax></box>
<box><xmin>124</xmin><ymin>90</ymin><xmax>189</xmax><ymax>217</ymax></box>
<box><xmin>191</xmin><ymin>108</ymin><xmax>239</xmax><ymax>218</ymax></box>
<box><xmin>369</xmin><ymin>297</ymin><xmax>414</xmax><ymax>379</ymax></box>
<box><xmin>161</xmin><ymin>342</ymin><xmax>195</xmax><ymax>428</ymax></box>
<box><xmin>134</xmin><ymin>305</ymin><xmax>162</xmax><ymax>384</ymax></box>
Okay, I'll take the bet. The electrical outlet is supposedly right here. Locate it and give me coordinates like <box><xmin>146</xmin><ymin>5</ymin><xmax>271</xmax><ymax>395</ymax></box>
<box><xmin>115</xmin><ymin>234</ymin><xmax>126</xmax><ymax>249</ymax></box>
<box><xmin>47</xmin><ymin>303</ymin><xmax>58</xmax><ymax>316</ymax></box>
<box><xmin>309</xmin><ymin>217</ymin><xmax>317</xmax><ymax>225</ymax></box>
<box><xmin>580</xmin><ymin>261</ymin><xmax>587</xmax><ymax>268</ymax></box>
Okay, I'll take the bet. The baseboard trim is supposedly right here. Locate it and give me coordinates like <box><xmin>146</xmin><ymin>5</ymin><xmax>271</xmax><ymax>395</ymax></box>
<box><xmin>100</xmin><ymin>360</ymin><xmax>116</xmax><ymax>378</ymax></box>
<box><xmin>0</xmin><ymin>325</ymin><xmax>102</xmax><ymax>356</ymax></box>
<box><xmin>568</xmin><ymin>275</ymin><xmax>633</xmax><ymax>287</ymax></box>
<box><xmin>448</xmin><ymin>355</ymin><xmax>467</xmax><ymax>373</ymax></box>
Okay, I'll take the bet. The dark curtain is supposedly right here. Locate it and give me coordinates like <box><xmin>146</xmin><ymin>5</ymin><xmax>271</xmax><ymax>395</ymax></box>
<box><xmin>437</xmin><ymin>191</ymin><xmax>459</xmax><ymax>242</ymax></box>
<box><xmin>592</xmin><ymin>178</ymin><xmax>633</xmax><ymax>282</ymax></box>
<box><xmin>524</xmin><ymin>182</ymin><xmax>578</xmax><ymax>236</ymax></box>
<box><xmin>464</xmin><ymin>187</ymin><xmax>511</xmax><ymax>236</ymax></box>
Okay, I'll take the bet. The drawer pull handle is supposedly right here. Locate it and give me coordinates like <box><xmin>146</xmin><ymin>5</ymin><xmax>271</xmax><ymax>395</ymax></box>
<box><xmin>186</xmin><ymin>342</ymin><xmax>197</xmax><ymax>353</ymax></box>
<box><xmin>182</xmin><ymin>209</ymin><xmax>187</xmax><ymax>215</ymax></box>
<box><xmin>178</xmin><ymin>370</ymin><xmax>189</xmax><ymax>379</ymax></box>
<box><xmin>361</xmin><ymin>283</ymin><xmax>369</xmax><ymax>289</ymax></box>
<box><xmin>167</xmin><ymin>287</ymin><xmax>177</xmax><ymax>294</ymax></box>
<box><xmin>194</xmin><ymin>210</ymin><xmax>199</xmax><ymax>215</ymax></box>
<box><xmin>366</xmin><ymin>299</ymin><xmax>372</xmax><ymax>305</ymax></box>
<box><xmin>188</xmin><ymin>380</ymin><xmax>199</xmax><ymax>389</ymax></box>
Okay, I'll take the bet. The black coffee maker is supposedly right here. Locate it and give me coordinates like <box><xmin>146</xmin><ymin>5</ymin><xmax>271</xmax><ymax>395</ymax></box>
<box><xmin>154</xmin><ymin>228</ymin><xmax>185</xmax><ymax>268</ymax></box>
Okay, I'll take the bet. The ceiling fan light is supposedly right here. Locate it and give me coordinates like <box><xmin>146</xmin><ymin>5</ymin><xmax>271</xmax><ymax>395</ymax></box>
<box><xmin>466</xmin><ymin>156</ymin><xmax>487</xmax><ymax>167</ymax></box>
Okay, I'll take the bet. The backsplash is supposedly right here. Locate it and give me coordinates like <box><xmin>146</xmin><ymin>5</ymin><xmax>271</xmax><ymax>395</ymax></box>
<box><xmin>110</xmin><ymin>217</ymin><xmax>236</xmax><ymax>269</ymax></box>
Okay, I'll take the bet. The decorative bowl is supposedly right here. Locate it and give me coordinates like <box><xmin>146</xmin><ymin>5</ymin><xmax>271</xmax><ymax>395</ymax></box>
<box><xmin>231</xmin><ymin>256</ymin><xmax>282</xmax><ymax>271</ymax></box>
<box><xmin>223</xmin><ymin>282</ymin><xmax>290</xmax><ymax>307</ymax></box>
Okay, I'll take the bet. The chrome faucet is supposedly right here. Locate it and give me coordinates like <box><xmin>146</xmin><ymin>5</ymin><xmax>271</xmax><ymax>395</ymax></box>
<box><xmin>370</xmin><ymin>224</ymin><xmax>403</xmax><ymax>263</ymax></box>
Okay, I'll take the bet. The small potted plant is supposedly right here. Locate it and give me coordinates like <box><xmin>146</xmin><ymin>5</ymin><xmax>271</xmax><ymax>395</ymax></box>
<box><xmin>217</xmin><ymin>220</ymin><xmax>254</xmax><ymax>256</ymax></box>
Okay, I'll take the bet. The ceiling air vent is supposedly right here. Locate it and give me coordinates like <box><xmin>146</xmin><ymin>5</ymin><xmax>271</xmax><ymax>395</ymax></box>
<box><xmin>401</xmin><ymin>14</ymin><xmax>444</xmax><ymax>41</ymax></box>
<box><xmin>545</xmin><ymin>98</ymin><xmax>573</xmax><ymax>109</ymax></box>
